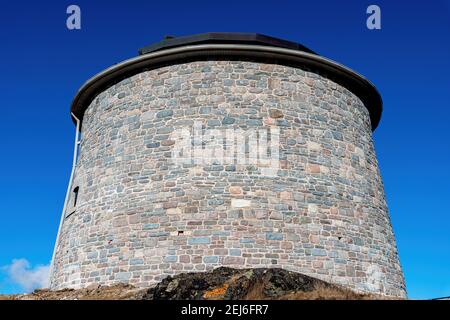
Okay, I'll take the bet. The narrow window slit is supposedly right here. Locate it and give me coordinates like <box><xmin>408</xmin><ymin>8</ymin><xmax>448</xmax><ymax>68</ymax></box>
<box><xmin>73</xmin><ymin>186</ymin><xmax>79</xmax><ymax>207</ymax></box>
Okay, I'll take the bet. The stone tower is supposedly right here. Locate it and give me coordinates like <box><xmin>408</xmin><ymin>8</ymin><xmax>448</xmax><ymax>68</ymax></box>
<box><xmin>49</xmin><ymin>33</ymin><xmax>406</xmax><ymax>297</ymax></box>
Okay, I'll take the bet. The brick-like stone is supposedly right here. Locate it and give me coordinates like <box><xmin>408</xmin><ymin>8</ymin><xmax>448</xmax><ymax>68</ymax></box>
<box><xmin>130</xmin><ymin>258</ymin><xmax>144</xmax><ymax>265</ymax></box>
<box><xmin>143</xmin><ymin>223</ymin><xmax>159</xmax><ymax>230</ymax></box>
<box><xmin>223</xmin><ymin>256</ymin><xmax>245</xmax><ymax>265</ymax></box>
<box><xmin>164</xmin><ymin>256</ymin><xmax>178</xmax><ymax>263</ymax></box>
<box><xmin>307</xmin><ymin>164</ymin><xmax>321</xmax><ymax>174</ymax></box>
<box><xmin>231</xmin><ymin>199</ymin><xmax>251</xmax><ymax>208</ymax></box>
<box><xmin>161</xmin><ymin>139</ymin><xmax>175</xmax><ymax>146</ymax></box>
<box><xmin>115</xmin><ymin>272</ymin><xmax>132</xmax><ymax>281</ymax></box>
<box><xmin>199</xmin><ymin>106</ymin><xmax>212</xmax><ymax>114</ymax></box>
<box><xmin>222</xmin><ymin>116</ymin><xmax>236</xmax><ymax>125</ymax></box>
<box><xmin>269</xmin><ymin>109</ymin><xmax>284</xmax><ymax>118</ymax></box>
<box><xmin>188</xmin><ymin>237</ymin><xmax>211</xmax><ymax>245</ymax></box>
<box><xmin>229</xmin><ymin>249</ymin><xmax>241</xmax><ymax>256</ymax></box>
<box><xmin>266</xmin><ymin>232</ymin><xmax>283</xmax><ymax>241</ymax></box>
<box><xmin>203</xmin><ymin>256</ymin><xmax>219</xmax><ymax>263</ymax></box>
<box><xmin>229</xmin><ymin>186</ymin><xmax>243</xmax><ymax>195</ymax></box>
<box><xmin>156</xmin><ymin>110</ymin><xmax>173</xmax><ymax>118</ymax></box>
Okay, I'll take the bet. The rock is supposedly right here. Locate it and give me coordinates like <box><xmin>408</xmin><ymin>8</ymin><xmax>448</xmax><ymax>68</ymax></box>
<box><xmin>144</xmin><ymin>267</ymin><xmax>374</xmax><ymax>300</ymax></box>
<box><xmin>156</xmin><ymin>110</ymin><xmax>173</xmax><ymax>118</ymax></box>
<box><xmin>86</xmin><ymin>283</ymin><xmax>101</xmax><ymax>291</ymax></box>
<box><xmin>269</xmin><ymin>109</ymin><xmax>284</xmax><ymax>118</ymax></box>
<box><xmin>222</xmin><ymin>116</ymin><xmax>236</xmax><ymax>125</ymax></box>
<box><xmin>307</xmin><ymin>163</ymin><xmax>321</xmax><ymax>174</ymax></box>
<box><xmin>0</xmin><ymin>268</ymin><xmax>381</xmax><ymax>300</ymax></box>
<box><xmin>188</xmin><ymin>237</ymin><xmax>211</xmax><ymax>245</ymax></box>
<box><xmin>231</xmin><ymin>199</ymin><xmax>251</xmax><ymax>208</ymax></box>
<box><xmin>266</xmin><ymin>232</ymin><xmax>283</xmax><ymax>240</ymax></box>
<box><xmin>161</xmin><ymin>139</ymin><xmax>175</xmax><ymax>146</ymax></box>
<box><xmin>199</xmin><ymin>106</ymin><xmax>212</xmax><ymax>114</ymax></box>
<box><xmin>229</xmin><ymin>186</ymin><xmax>243</xmax><ymax>195</ymax></box>
<box><xmin>165</xmin><ymin>279</ymin><xmax>179</xmax><ymax>292</ymax></box>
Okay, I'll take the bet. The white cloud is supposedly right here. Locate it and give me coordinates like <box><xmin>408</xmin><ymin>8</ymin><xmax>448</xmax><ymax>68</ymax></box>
<box><xmin>2</xmin><ymin>258</ymin><xmax>49</xmax><ymax>293</ymax></box>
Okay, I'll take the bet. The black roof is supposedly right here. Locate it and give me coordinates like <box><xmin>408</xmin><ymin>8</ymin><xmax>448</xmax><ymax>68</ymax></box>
<box><xmin>139</xmin><ymin>32</ymin><xmax>317</xmax><ymax>55</ymax></box>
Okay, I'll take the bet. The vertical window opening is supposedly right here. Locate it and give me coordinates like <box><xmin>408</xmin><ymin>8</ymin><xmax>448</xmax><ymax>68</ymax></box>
<box><xmin>73</xmin><ymin>186</ymin><xmax>79</xmax><ymax>207</ymax></box>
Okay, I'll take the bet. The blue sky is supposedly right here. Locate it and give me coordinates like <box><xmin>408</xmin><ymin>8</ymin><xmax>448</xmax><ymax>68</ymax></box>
<box><xmin>0</xmin><ymin>1</ymin><xmax>449</xmax><ymax>298</ymax></box>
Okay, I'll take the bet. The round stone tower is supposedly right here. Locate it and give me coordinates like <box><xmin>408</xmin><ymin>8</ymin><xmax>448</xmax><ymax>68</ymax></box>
<box><xmin>49</xmin><ymin>33</ymin><xmax>406</xmax><ymax>297</ymax></box>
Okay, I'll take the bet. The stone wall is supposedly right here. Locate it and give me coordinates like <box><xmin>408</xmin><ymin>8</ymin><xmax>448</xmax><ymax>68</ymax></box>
<box><xmin>50</xmin><ymin>60</ymin><xmax>406</xmax><ymax>297</ymax></box>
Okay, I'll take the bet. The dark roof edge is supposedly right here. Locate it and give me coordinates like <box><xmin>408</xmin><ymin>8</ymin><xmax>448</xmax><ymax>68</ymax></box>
<box><xmin>138</xmin><ymin>32</ymin><xmax>317</xmax><ymax>55</ymax></box>
<box><xmin>71</xmin><ymin>44</ymin><xmax>382</xmax><ymax>131</ymax></box>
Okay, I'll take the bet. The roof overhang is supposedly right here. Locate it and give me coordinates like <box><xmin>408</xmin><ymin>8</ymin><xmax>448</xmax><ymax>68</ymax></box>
<box><xmin>71</xmin><ymin>40</ymin><xmax>382</xmax><ymax>131</ymax></box>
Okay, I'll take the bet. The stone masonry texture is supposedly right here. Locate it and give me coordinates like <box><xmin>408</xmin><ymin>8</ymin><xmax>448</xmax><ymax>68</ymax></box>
<box><xmin>50</xmin><ymin>60</ymin><xmax>406</xmax><ymax>297</ymax></box>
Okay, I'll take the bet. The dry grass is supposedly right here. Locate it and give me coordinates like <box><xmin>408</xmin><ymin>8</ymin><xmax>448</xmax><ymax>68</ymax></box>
<box><xmin>241</xmin><ymin>281</ymin><xmax>388</xmax><ymax>300</ymax></box>
<box><xmin>1</xmin><ymin>284</ymin><xmax>147</xmax><ymax>300</ymax></box>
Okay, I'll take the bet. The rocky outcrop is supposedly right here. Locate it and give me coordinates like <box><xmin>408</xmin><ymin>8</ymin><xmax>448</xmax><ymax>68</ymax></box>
<box><xmin>2</xmin><ymin>267</ymin><xmax>380</xmax><ymax>300</ymax></box>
